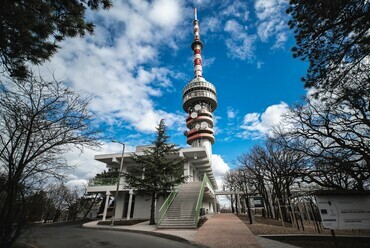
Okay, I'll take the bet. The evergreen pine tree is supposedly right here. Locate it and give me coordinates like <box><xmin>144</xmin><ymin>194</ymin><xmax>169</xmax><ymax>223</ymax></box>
<box><xmin>123</xmin><ymin>119</ymin><xmax>187</xmax><ymax>225</ymax></box>
<box><xmin>287</xmin><ymin>0</ymin><xmax>370</xmax><ymax>92</ymax></box>
<box><xmin>0</xmin><ymin>0</ymin><xmax>111</xmax><ymax>78</ymax></box>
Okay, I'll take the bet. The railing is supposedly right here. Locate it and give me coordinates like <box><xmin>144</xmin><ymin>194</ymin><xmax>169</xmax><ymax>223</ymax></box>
<box><xmin>88</xmin><ymin>178</ymin><xmax>118</xmax><ymax>186</ymax></box>
<box><xmin>195</xmin><ymin>174</ymin><xmax>213</xmax><ymax>222</ymax></box>
<box><xmin>158</xmin><ymin>186</ymin><xmax>181</xmax><ymax>224</ymax></box>
<box><xmin>183</xmin><ymin>80</ymin><xmax>217</xmax><ymax>94</ymax></box>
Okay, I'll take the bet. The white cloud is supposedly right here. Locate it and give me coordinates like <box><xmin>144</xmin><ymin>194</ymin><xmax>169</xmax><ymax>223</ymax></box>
<box><xmin>224</xmin><ymin>20</ymin><xmax>257</xmax><ymax>61</ymax></box>
<box><xmin>227</xmin><ymin>107</ymin><xmax>236</xmax><ymax>119</ymax></box>
<box><xmin>40</xmin><ymin>0</ymin><xmax>186</xmax><ymax>133</ymax></box>
<box><xmin>239</xmin><ymin>102</ymin><xmax>290</xmax><ymax>139</ymax></box>
<box><xmin>212</xmin><ymin>154</ymin><xmax>231</xmax><ymax>189</ymax></box>
<box><xmin>202</xmin><ymin>17</ymin><xmax>222</xmax><ymax>34</ymax></box>
<box><xmin>149</xmin><ymin>0</ymin><xmax>182</xmax><ymax>29</ymax></box>
<box><xmin>254</xmin><ymin>0</ymin><xmax>289</xmax><ymax>48</ymax></box>
<box><xmin>212</xmin><ymin>154</ymin><xmax>232</xmax><ymax>207</ymax></box>
<box><xmin>243</xmin><ymin>112</ymin><xmax>260</xmax><ymax>124</ymax></box>
<box><xmin>202</xmin><ymin>56</ymin><xmax>216</xmax><ymax>68</ymax></box>
<box><xmin>66</xmin><ymin>179</ymin><xmax>89</xmax><ymax>189</ymax></box>
<box><xmin>220</xmin><ymin>1</ymin><xmax>249</xmax><ymax>21</ymax></box>
<box><xmin>224</xmin><ymin>19</ymin><xmax>243</xmax><ymax>33</ymax></box>
<box><xmin>256</xmin><ymin>61</ymin><xmax>264</xmax><ymax>69</ymax></box>
<box><xmin>63</xmin><ymin>141</ymin><xmax>138</xmax><ymax>187</ymax></box>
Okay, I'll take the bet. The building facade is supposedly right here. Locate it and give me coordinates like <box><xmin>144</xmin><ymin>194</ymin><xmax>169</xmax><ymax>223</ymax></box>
<box><xmin>87</xmin><ymin>9</ymin><xmax>218</xmax><ymax>228</ymax></box>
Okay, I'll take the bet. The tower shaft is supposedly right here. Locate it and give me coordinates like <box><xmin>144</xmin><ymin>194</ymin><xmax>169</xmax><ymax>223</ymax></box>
<box><xmin>182</xmin><ymin>9</ymin><xmax>217</xmax><ymax>153</ymax></box>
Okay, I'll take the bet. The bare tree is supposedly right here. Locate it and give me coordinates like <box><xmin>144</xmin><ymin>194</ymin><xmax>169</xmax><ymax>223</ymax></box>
<box><xmin>0</xmin><ymin>74</ymin><xmax>100</xmax><ymax>247</ymax></box>
<box><xmin>47</xmin><ymin>183</ymin><xmax>71</xmax><ymax>222</ymax></box>
<box><xmin>236</xmin><ymin>139</ymin><xmax>305</xmax><ymax>222</ymax></box>
<box><xmin>65</xmin><ymin>185</ymin><xmax>100</xmax><ymax>221</ymax></box>
<box><xmin>276</xmin><ymin>70</ymin><xmax>370</xmax><ymax>190</ymax></box>
<box><xmin>234</xmin><ymin>159</ymin><xmax>275</xmax><ymax>219</ymax></box>
<box><xmin>222</xmin><ymin>171</ymin><xmax>238</xmax><ymax>213</ymax></box>
<box><xmin>46</xmin><ymin>183</ymin><xmax>89</xmax><ymax>222</ymax></box>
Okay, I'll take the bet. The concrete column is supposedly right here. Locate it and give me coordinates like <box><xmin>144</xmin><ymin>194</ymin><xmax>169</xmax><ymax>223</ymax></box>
<box><xmin>114</xmin><ymin>192</ymin><xmax>124</xmax><ymax>219</ymax></box>
<box><xmin>187</xmin><ymin>163</ymin><xmax>191</xmax><ymax>182</ymax></box>
<box><xmin>213</xmin><ymin>196</ymin><xmax>218</xmax><ymax>213</ymax></box>
<box><xmin>102</xmin><ymin>191</ymin><xmax>111</xmax><ymax>221</ymax></box>
<box><xmin>187</xmin><ymin>163</ymin><xmax>191</xmax><ymax>181</ymax></box>
<box><xmin>126</xmin><ymin>189</ymin><xmax>134</xmax><ymax>220</ymax></box>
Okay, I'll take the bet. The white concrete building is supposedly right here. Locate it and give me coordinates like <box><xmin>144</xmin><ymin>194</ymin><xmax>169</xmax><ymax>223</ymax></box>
<box><xmin>86</xmin><ymin>9</ymin><xmax>218</xmax><ymax>228</ymax></box>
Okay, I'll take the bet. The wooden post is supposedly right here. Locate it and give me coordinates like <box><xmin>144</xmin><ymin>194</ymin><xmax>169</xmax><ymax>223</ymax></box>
<box><xmin>310</xmin><ymin>200</ymin><xmax>321</xmax><ymax>234</ymax></box>
<box><xmin>296</xmin><ymin>204</ymin><xmax>305</xmax><ymax>231</ymax></box>
<box><xmin>290</xmin><ymin>212</ymin><xmax>296</xmax><ymax>229</ymax></box>
<box><xmin>289</xmin><ymin>197</ymin><xmax>298</xmax><ymax>230</ymax></box>
<box><xmin>277</xmin><ymin>198</ymin><xmax>285</xmax><ymax>227</ymax></box>
<box><xmin>303</xmin><ymin>202</ymin><xmax>311</xmax><ymax>224</ymax></box>
<box><xmin>331</xmin><ymin>230</ymin><xmax>337</xmax><ymax>246</ymax></box>
<box><xmin>295</xmin><ymin>211</ymin><xmax>301</xmax><ymax>231</ymax></box>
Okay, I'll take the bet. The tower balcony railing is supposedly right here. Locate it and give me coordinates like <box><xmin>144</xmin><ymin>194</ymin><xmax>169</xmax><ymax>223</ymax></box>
<box><xmin>88</xmin><ymin>178</ymin><xmax>118</xmax><ymax>186</ymax></box>
<box><xmin>183</xmin><ymin>90</ymin><xmax>217</xmax><ymax>101</ymax></box>
<box><xmin>183</xmin><ymin>80</ymin><xmax>216</xmax><ymax>94</ymax></box>
<box><xmin>183</xmin><ymin>90</ymin><xmax>217</xmax><ymax>111</ymax></box>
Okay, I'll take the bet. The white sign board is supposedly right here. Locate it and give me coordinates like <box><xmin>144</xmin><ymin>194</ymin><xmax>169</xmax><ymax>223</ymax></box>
<box><xmin>315</xmin><ymin>194</ymin><xmax>370</xmax><ymax>230</ymax></box>
<box><xmin>251</xmin><ymin>197</ymin><xmax>264</xmax><ymax>209</ymax></box>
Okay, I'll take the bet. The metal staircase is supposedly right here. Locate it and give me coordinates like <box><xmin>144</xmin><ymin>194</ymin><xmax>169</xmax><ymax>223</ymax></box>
<box><xmin>158</xmin><ymin>182</ymin><xmax>202</xmax><ymax>229</ymax></box>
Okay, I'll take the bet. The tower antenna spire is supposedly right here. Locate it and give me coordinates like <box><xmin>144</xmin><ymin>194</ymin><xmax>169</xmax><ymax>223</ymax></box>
<box><xmin>192</xmin><ymin>8</ymin><xmax>203</xmax><ymax>78</ymax></box>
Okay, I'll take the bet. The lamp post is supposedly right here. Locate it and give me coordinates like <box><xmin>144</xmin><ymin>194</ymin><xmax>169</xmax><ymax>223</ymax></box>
<box><xmin>111</xmin><ymin>140</ymin><xmax>125</xmax><ymax>226</ymax></box>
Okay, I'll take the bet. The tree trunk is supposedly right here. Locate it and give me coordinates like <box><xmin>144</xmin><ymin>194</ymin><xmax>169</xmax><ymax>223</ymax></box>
<box><xmin>230</xmin><ymin>195</ymin><xmax>235</xmax><ymax>213</ymax></box>
<box><xmin>0</xmin><ymin>182</ymin><xmax>17</xmax><ymax>248</ymax></box>
<box><xmin>149</xmin><ymin>192</ymin><xmax>156</xmax><ymax>225</ymax></box>
<box><xmin>246</xmin><ymin>196</ymin><xmax>255</xmax><ymax>224</ymax></box>
<box><xmin>53</xmin><ymin>209</ymin><xmax>61</xmax><ymax>222</ymax></box>
<box><xmin>83</xmin><ymin>194</ymin><xmax>99</xmax><ymax>219</ymax></box>
<box><xmin>235</xmin><ymin>194</ymin><xmax>239</xmax><ymax>214</ymax></box>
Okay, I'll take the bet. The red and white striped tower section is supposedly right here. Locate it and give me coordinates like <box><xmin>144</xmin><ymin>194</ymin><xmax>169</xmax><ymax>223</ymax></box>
<box><xmin>182</xmin><ymin>8</ymin><xmax>217</xmax><ymax>155</ymax></box>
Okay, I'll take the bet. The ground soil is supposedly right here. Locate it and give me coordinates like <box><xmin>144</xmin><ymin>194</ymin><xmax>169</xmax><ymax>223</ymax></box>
<box><xmin>238</xmin><ymin>214</ymin><xmax>370</xmax><ymax>248</ymax></box>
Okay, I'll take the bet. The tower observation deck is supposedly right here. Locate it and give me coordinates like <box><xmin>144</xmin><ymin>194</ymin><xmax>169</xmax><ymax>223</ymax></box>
<box><xmin>183</xmin><ymin>9</ymin><xmax>217</xmax><ymax>153</ymax></box>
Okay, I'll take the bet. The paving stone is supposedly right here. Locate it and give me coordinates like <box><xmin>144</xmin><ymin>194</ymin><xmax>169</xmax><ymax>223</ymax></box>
<box><xmin>194</xmin><ymin>214</ymin><xmax>262</xmax><ymax>248</ymax></box>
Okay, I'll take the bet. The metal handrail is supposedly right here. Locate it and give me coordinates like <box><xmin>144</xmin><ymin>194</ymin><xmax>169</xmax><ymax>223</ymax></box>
<box><xmin>158</xmin><ymin>185</ymin><xmax>181</xmax><ymax>224</ymax></box>
<box><xmin>88</xmin><ymin>178</ymin><xmax>118</xmax><ymax>186</ymax></box>
<box><xmin>195</xmin><ymin>174</ymin><xmax>213</xmax><ymax>222</ymax></box>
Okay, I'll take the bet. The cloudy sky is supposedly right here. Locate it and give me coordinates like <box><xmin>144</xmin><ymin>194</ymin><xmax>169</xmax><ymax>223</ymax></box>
<box><xmin>40</xmin><ymin>0</ymin><xmax>308</xmax><ymax>188</ymax></box>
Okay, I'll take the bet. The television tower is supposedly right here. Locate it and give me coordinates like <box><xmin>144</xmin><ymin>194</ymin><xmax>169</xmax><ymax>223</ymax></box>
<box><xmin>182</xmin><ymin>8</ymin><xmax>217</xmax><ymax>156</ymax></box>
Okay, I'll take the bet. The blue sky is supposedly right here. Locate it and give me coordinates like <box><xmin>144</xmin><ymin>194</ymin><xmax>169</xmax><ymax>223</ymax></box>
<box><xmin>40</xmin><ymin>0</ymin><xmax>308</xmax><ymax>187</ymax></box>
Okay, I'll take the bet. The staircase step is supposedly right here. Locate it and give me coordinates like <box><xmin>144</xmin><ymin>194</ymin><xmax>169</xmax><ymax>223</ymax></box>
<box><xmin>161</xmin><ymin>219</ymin><xmax>196</xmax><ymax>223</ymax></box>
<box><xmin>159</xmin><ymin>182</ymin><xmax>202</xmax><ymax>229</ymax></box>
<box><xmin>162</xmin><ymin>216</ymin><xmax>196</xmax><ymax>219</ymax></box>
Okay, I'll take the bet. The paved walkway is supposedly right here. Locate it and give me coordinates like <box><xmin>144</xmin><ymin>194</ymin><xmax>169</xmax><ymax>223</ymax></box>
<box><xmin>82</xmin><ymin>214</ymin><xmax>299</xmax><ymax>248</ymax></box>
<box><xmin>194</xmin><ymin>214</ymin><xmax>261</xmax><ymax>248</ymax></box>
